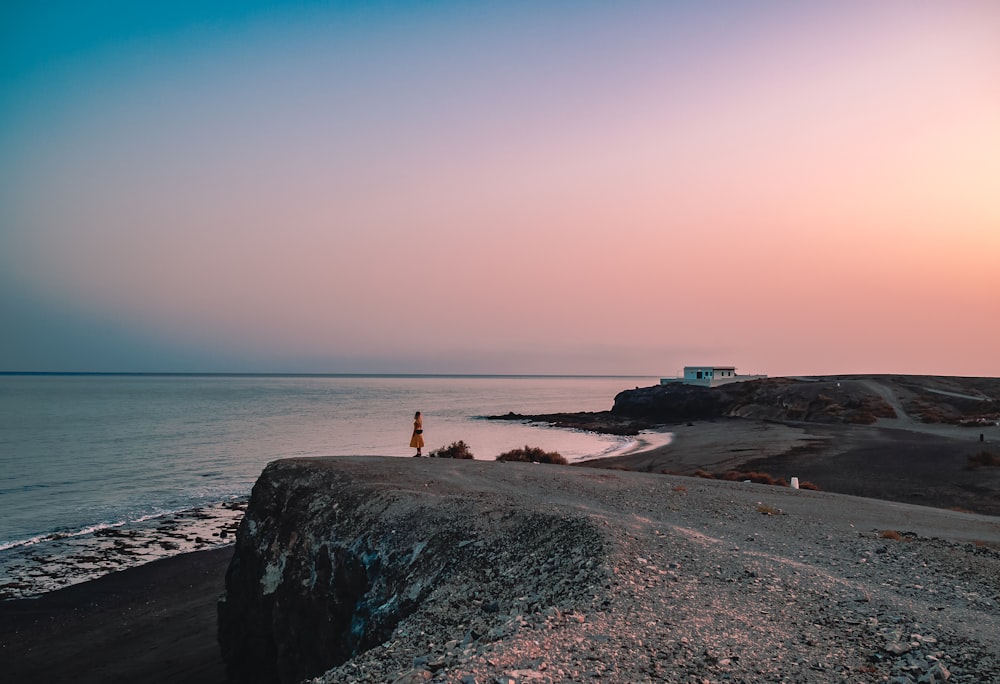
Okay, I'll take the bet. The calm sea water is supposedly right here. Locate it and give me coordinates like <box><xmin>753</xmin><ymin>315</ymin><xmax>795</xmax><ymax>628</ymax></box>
<box><xmin>0</xmin><ymin>374</ymin><xmax>663</xmax><ymax>560</ymax></box>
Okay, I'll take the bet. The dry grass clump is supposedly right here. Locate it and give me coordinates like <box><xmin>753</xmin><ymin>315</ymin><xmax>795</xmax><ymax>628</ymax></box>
<box><xmin>429</xmin><ymin>440</ymin><xmax>475</xmax><ymax>459</ymax></box>
<box><xmin>755</xmin><ymin>503</ymin><xmax>784</xmax><ymax>515</ymax></box>
<box><xmin>879</xmin><ymin>530</ymin><xmax>902</xmax><ymax>541</ymax></box>
<box><xmin>496</xmin><ymin>445</ymin><xmax>567</xmax><ymax>465</ymax></box>
<box><xmin>797</xmin><ymin>481</ymin><xmax>820</xmax><ymax>491</ymax></box>
<box><xmin>966</xmin><ymin>450</ymin><xmax>1000</xmax><ymax>470</ymax></box>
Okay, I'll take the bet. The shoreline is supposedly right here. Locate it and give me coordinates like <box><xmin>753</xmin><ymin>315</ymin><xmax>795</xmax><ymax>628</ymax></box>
<box><xmin>0</xmin><ymin>498</ymin><xmax>245</xmax><ymax>600</ymax></box>
<box><xmin>6</xmin><ymin>410</ymin><xmax>996</xmax><ymax>605</ymax></box>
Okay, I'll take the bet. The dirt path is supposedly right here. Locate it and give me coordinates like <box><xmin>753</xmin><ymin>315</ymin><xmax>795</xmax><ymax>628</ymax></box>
<box><xmin>860</xmin><ymin>378</ymin><xmax>912</xmax><ymax>422</ymax></box>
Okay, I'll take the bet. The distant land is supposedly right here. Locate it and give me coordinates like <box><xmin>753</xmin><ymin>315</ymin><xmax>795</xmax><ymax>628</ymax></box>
<box><xmin>491</xmin><ymin>374</ymin><xmax>1000</xmax><ymax>517</ymax></box>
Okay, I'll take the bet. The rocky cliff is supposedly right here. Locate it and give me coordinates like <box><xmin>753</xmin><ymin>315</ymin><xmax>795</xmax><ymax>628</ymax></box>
<box><xmin>611</xmin><ymin>377</ymin><xmax>902</xmax><ymax>425</ymax></box>
<box><xmin>218</xmin><ymin>458</ymin><xmax>607</xmax><ymax>684</ymax></box>
<box><xmin>219</xmin><ymin>456</ymin><xmax>1000</xmax><ymax>684</ymax></box>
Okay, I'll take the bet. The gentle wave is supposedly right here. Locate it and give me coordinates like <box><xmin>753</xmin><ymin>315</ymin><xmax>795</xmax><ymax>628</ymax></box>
<box><xmin>1</xmin><ymin>520</ymin><xmax>131</xmax><ymax>552</ymax></box>
<box><xmin>0</xmin><ymin>494</ymin><xmax>246</xmax><ymax>552</ymax></box>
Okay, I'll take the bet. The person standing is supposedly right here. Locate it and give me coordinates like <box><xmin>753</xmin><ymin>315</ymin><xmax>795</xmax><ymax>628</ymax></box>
<box><xmin>410</xmin><ymin>411</ymin><xmax>424</xmax><ymax>457</ymax></box>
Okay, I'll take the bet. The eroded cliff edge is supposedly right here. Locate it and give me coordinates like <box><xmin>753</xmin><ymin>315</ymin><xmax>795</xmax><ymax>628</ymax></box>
<box><xmin>218</xmin><ymin>458</ymin><xmax>608</xmax><ymax>684</ymax></box>
<box><xmin>219</xmin><ymin>456</ymin><xmax>1000</xmax><ymax>684</ymax></box>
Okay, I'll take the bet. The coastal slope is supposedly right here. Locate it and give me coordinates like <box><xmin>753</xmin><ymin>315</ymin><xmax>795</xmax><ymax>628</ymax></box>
<box><xmin>496</xmin><ymin>375</ymin><xmax>1000</xmax><ymax>516</ymax></box>
<box><xmin>220</xmin><ymin>456</ymin><xmax>1000</xmax><ymax>684</ymax></box>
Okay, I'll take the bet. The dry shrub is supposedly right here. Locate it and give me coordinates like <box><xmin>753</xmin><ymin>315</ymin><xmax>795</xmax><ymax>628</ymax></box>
<box><xmin>693</xmin><ymin>469</ymin><xmax>716</xmax><ymax>479</ymax></box>
<box><xmin>755</xmin><ymin>503</ymin><xmax>783</xmax><ymax>515</ymax></box>
<box><xmin>966</xmin><ymin>451</ymin><xmax>1000</xmax><ymax>470</ymax></box>
<box><xmin>496</xmin><ymin>445</ymin><xmax>567</xmax><ymax>465</ymax></box>
<box><xmin>915</xmin><ymin>404</ymin><xmax>952</xmax><ymax>424</ymax></box>
<box><xmin>723</xmin><ymin>471</ymin><xmax>778</xmax><ymax>486</ymax></box>
<box><xmin>879</xmin><ymin>530</ymin><xmax>902</xmax><ymax>541</ymax></box>
<box><xmin>798</xmin><ymin>481</ymin><xmax>820</xmax><ymax>491</ymax></box>
<box><xmin>672</xmin><ymin>484</ymin><xmax>688</xmax><ymax>493</ymax></box>
<box><xmin>429</xmin><ymin>440</ymin><xmax>474</xmax><ymax>459</ymax></box>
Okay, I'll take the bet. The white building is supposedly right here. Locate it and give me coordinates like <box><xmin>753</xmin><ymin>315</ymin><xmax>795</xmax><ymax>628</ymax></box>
<box><xmin>660</xmin><ymin>366</ymin><xmax>767</xmax><ymax>388</ymax></box>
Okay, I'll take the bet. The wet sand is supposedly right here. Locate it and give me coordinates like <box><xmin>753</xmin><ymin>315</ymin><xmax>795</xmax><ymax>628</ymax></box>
<box><xmin>0</xmin><ymin>547</ymin><xmax>231</xmax><ymax>684</ymax></box>
<box><xmin>1</xmin><ymin>499</ymin><xmax>246</xmax><ymax>601</ymax></box>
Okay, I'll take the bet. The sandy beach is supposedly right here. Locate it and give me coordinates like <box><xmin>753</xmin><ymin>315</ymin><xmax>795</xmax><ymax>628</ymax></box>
<box><xmin>586</xmin><ymin>417</ymin><xmax>1000</xmax><ymax>517</ymax></box>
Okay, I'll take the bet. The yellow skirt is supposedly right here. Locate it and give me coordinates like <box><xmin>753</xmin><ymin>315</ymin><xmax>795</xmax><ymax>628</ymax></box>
<box><xmin>410</xmin><ymin>433</ymin><xmax>425</xmax><ymax>448</ymax></box>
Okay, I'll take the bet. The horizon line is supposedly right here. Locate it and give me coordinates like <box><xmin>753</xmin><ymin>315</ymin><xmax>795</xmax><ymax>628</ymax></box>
<box><xmin>0</xmin><ymin>371</ymin><xmax>663</xmax><ymax>380</ymax></box>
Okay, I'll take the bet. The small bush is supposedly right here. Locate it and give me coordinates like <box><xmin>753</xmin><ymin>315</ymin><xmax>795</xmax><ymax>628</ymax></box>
<box><xmin>496</xmin><ymin>445</ymin><xmax>567</xmax><ymax>465</ymax></box>
<box><xmin>879</xmin><ymin>530</ymin><xmax>902</xmax><ymax>541</ymax></box>
<box><xmin>966</xmin><ymin>451</ymin><xmax>1000</xmax><ymax>470</ymax></box>
<box><xmin>686</xmin><ymin>469</ymin><xmax>818</xmax><ymax>490</ymax></box>
<box><xmin>429</xmin><ymin>440</ymin><xmax>474</xmax><ymax>459</ymax></box>
<box><xmin>755</xmin><ymin>503</ymin><xmax>783</xmax><ymax>515</ymax></box>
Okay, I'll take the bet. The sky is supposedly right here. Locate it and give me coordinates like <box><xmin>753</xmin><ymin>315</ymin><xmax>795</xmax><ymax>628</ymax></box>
<box><xmin>2</xmin><ymin>1</ymin><xmax>998</xmax><ymax>376</ymax></box>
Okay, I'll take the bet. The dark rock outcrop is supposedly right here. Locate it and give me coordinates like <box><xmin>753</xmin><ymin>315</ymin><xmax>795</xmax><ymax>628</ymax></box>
<box><xmin>491</xmin><ymin>376</ymin><xmax>913</xmax><ymax>433</ymax></box>
<box><xmin>612</xmin><ymin>377</ymin><xmax>902</xmax><ymax>425</ymax></box>
<box><xmin>610</xmin><ymin>382</ymin><xmax>737</xmax><ymax>422</ymax></box>
<box><xmin>218</xmin><ymin>458</ymin><xmax>606</xmax><ymax>684</ymax></box>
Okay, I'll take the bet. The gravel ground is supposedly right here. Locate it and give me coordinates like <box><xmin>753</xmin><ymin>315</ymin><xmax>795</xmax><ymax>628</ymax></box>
<box><xmin>308</xmin><ymin>457</ymin><xmax>1000</xmax><ymax>684</ymax></box>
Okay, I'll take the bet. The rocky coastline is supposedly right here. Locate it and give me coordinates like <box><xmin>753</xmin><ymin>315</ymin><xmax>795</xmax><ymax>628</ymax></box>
<box><xmin>5</xmin><ymin>374</ymin><xmax>1000</xmax><ymax>683</ymax></box>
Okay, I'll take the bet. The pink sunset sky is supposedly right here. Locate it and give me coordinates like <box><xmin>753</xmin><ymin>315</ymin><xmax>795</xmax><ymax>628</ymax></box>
<box><xmin>2</xmin><ymin>1</ymin><xmax>998</xmax><ymax>376</ymax></box>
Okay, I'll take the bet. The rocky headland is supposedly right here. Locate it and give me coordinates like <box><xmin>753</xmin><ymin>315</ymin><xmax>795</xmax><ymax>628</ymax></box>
<box><xmin>218</xmin><ymin>456</ymin><xmax>1000</xmax><ymax>684</ymax></box>
<box><xmin>492</xmin><ymin>375</ymin><xmax>1000</xmax><ymax>517</ymax></box>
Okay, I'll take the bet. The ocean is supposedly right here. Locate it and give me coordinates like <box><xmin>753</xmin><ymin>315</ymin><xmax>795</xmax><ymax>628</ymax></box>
<box><xmin>0</xmin><ymin>373</ymin><xmax>667</xmax><ymax>598</ymax></box>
